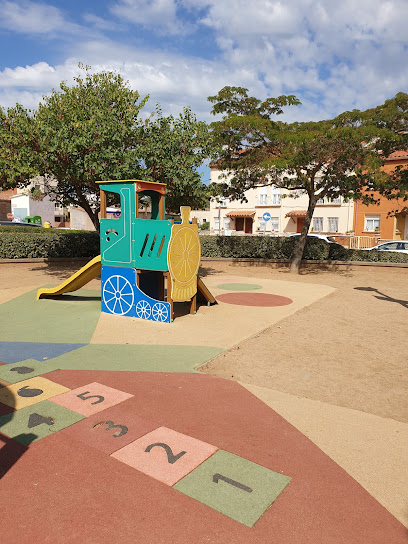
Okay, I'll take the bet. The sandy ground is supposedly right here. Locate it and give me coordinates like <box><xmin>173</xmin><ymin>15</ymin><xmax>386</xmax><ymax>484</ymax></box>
<box><xmin>1</xmin><ymin>260</ymin><xmax>407</xmax><ymax>421</ymax></box>
<box><xmin>1</xmin><ymin>259</ymin><xmax>408</xmax><ymax>526</ymax></box>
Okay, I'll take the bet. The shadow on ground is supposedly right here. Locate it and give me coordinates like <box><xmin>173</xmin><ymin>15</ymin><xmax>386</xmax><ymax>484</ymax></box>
<box><xmin>354</xmin><ymin>286</ymin><xmax>408</xmax><ymax>309</ymax></box>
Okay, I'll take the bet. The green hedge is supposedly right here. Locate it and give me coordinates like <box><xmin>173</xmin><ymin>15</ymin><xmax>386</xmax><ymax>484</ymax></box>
<box><xmin>0</xmin><ymin>229</ymin><xmax>100</xmax><ymax>259</ymax></box>
<box><xmin>200</xmin><ymin>235</ymin><xmax>330</xmax><ymax>260</ymax></box>
<box><xmin>2</xmin><ymin>229</ymin><xmax>408</xmax><ymax>264</ymax></box>
<box><xmin>200</xmin><ymin>235</ymin><xmax>408</xmax><ymax>264</ymax></box>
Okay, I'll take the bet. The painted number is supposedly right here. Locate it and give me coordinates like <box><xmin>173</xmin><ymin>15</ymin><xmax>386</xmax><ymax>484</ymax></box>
<box><xmin>212</xmin><ymin>474</ymin><xmax>253</xmax><ymax>493</ymax></box>
<box><xmin>17</xmin><ymin>386</ymin><xmax>43</xmax><ymax>398</ymax></box>
<box><xmin>144</xmin><ymin>443</ymin><xmax>187</xmax><ymax>464</ymax></box>
<box><xmin>93</xmin><ymin>420</ymin><xmax>128</xmax><ymax>438</ymax></box>
<box><xmin>77</xmin><ymin>392</ymin><xmax>105</xmax><ymax>405</ymax></box>
<box><xmin>28</xmin><ymin>413</ymin><xmax>55</xmax><ymax>428</ymax></box>
<box><xmin>10</xmin><ymin>366</ymin><xmax>35</xmax><ymax>375</ymax></box>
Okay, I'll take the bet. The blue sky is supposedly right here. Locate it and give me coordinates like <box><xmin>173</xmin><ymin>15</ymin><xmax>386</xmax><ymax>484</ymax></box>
<box><xmin>1</xmin><ymin>0</ymin><xmax>408</xmax><ymax>183</ymax></box>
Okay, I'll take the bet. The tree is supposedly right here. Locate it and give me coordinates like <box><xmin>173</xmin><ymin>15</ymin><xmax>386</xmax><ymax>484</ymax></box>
<box><xmin>337</xmin><ymin>92</ymin><xmax>408</xmax><ymax>215</ymax></box>
<box><xmin>208</xmin><ymin>86</ymin><xmax>405</xmax><ymax>273</ymax></box>
<box><xmin>0</xmin><ymin>104</ymin><xmax>39</xmax><ymax>189</ymax></box>
<box><xmin>138</xmin><ymin>105</ymin><xmax>213</xmax><ymax>214</ymax></box>
<box><xmin>1</xmin><ymin>67</ymin><xmax>213</xmax><ymax>229</ymax></box>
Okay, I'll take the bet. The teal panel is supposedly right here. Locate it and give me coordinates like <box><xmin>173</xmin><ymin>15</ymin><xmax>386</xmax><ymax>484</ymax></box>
<box><xmin>100</xmin><ymin>184</ymin><xmax>136</xmax><ymax>268</ymax></box>
<box><xmin>132</xmin><ymin>218</ymin><xmax>171</xmax><ymax>271</ymax></box>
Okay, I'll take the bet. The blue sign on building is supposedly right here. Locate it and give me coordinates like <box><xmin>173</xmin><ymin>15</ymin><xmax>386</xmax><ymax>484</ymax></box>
<box><xmin>262</xmin><ymin>212</ymin><xmax>271</xmax><ymax>222</ymax></box>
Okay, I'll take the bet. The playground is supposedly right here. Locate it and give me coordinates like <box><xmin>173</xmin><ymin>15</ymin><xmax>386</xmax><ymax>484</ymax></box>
<box><xmin>0</xmin><ymin>180</ymin><xmax>407</xmax><ymax>542</ymax></box>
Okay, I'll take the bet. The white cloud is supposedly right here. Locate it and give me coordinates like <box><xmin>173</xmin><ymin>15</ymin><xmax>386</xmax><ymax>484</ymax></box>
<box><xmin>0</xmin><ymin>0</ymin><xmax>80</xmax><ymax>35</ymax></box>
<box><xmin>110</xmin><ymin>0</ymin><xmax>183</xmax><ymax>34</ymax></box>
<box><xmin>1</xmin><ymin>0</ymin><xmax>408</xmax><ymax>126</ymax></box>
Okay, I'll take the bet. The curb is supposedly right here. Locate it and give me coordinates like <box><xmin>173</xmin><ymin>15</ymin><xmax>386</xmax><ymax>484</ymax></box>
<box><xmin>1</xmin><ymin>256</ymin><xmax>407</xmax><ymax>269</ymax></box>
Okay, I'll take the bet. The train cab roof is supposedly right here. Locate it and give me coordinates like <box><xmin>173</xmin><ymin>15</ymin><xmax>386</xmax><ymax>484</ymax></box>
<box><xmin>96</xmin><ymin>179</ymin><xmax>166</xmax><ymax>195</ymax></box>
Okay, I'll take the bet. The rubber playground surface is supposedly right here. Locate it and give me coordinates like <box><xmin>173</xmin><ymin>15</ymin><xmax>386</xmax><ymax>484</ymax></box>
<box><xmin>0</xmin><ymin>266</ymin><xmax>406</xmax><ymax>543</ymax></box>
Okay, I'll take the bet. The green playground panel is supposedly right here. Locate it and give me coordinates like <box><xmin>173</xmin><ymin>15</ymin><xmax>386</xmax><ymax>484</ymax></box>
<box><xmin>0</xmin><ymin>359</ymin><xmax>60</xmax><ymax>384</ymax></box>
<box><xmin>0</xmin><ymin>400</ymin><xmax>85</xmax><ymax>445</ymax></box>
<box><xmin>174</xmin><ymin>450</ymin><xmax>291</xmax><ymax>528</ymax></box>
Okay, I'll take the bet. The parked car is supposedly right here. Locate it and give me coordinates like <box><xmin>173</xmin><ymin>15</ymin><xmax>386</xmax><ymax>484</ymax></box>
<box><xmin>0</xmin><ymin>221</ymin><xmax>42</xmax><ymax>228</ymax></box>
<box><xmin>289</xmin><ymin>233</ymin><xmax>339</xmax><ymax>244</ymax></box>
<box><xmin>365</xmin><ymin>241</ymin><xmax>408</xmax><ymax>254</ymax></box>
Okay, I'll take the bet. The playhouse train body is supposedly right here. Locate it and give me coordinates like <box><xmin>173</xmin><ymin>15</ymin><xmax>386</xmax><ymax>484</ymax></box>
<box><xmin>98</xmin><ymin>179</ymin><xmax>201</xmax><ymax>323</ymax></box>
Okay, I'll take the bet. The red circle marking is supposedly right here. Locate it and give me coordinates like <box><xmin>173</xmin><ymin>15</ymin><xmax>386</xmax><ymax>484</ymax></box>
<box><xmin>216</xmin><ymin>292</ymin><xmax>293</xmax><ymax>307</ymax></box>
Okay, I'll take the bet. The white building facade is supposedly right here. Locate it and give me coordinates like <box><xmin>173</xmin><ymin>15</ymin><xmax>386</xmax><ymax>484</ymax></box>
<box><xmin>209</xmin><ymin>167</ymin><xmax>355</xmax><ymax>236</ymax></box>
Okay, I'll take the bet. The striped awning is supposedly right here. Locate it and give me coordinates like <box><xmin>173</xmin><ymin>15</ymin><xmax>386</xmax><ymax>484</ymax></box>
<box><xmin>226</xmin><ymin>210</ymin><xmax>256</xmax><ymax>218</ymax></box>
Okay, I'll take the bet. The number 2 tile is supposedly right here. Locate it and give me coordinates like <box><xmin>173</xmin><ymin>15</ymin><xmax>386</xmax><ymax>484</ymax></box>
<box><xmin>111</xmin><ymin>427</ymin><xmax>218</xmax><ymax>486</ymax></box>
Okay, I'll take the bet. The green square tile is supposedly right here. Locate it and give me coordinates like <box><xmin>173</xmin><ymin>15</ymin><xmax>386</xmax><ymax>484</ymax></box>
<box><xmin>0</xmin><ymin>400</ymin><xmax>85</xmax><ymax>445</ymax></box>
<box><xmin>174</xmin><ymin>450</ymin><xmax>291</xmax><ymax>528</ymax></box>
<box><xmin>0</xmin><ymin>359</ymin><xmax>60</xmax><ymax>384</ymax></box>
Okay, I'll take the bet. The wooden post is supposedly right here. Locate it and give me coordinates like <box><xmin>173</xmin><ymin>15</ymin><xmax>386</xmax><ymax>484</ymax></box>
<box><xmin>165</xmin><ymin>272</ymin><xmax>174</xmax><ymax>321</ymax></box>
<box><xmin>100</xmin><ymin>190</ymin><xmax>107</xmax><ymax>219</ymax></box>
<box><xmin>159</xmin><ymin>195</ymin><xmax>165</xmax><ymax>220</ymax></box>
<box><xmin>190</xmin><ymin>293</ymin><xmax>197</xmax><ymax>314</ymax></box>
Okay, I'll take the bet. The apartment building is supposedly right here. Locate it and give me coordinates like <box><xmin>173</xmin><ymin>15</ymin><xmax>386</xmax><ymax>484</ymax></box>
<box><xmin>209</xmin><ymin>168</ymin><xmax>355</xmax><ymax>235</ymax></box>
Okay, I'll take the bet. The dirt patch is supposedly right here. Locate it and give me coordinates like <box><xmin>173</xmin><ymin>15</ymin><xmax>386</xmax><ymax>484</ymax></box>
<box><xmin>198</xmin><ymin>261</ymin><xmax>408</xmax><ymax>423</ymax></box>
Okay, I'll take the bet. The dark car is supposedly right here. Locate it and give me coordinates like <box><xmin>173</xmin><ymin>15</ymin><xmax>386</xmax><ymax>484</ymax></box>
<box><xmin>0</xmin><ymin>221</ymin><xmax>42</xmax><ymax>227</ymax></box>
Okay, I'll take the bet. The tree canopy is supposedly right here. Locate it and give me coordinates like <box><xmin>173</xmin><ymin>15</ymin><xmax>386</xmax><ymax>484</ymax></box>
<box><xmin>208</xmin><ymin>86</ymin><xmax>408</xmax><ymax>272</ymax></box>
<box><xmin>138</xmin><ymin>105</ymin><xmax>213</xmax><ymax>214</ymax></box>
<box><xmin>0</xmin><ymin>66</ymin><xmax>212</xmax><ymax>230</ymax></box>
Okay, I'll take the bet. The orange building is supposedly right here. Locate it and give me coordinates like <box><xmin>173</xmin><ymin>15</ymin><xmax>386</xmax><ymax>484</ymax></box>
<box><xmin>354</xmin><ymin>151</ymin><xmax>408</xmax><ymax>240</ymax></box>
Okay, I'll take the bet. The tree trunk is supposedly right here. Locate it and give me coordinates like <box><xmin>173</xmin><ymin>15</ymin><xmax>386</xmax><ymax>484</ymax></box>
<box><xmin>289</xmin><ymin>198</ymin><xmax>316</xmax><ymax>273</ymax></box>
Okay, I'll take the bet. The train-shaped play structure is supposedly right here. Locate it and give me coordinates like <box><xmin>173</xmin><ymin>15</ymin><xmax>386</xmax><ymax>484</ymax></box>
<box><xmin>37</xmin><ymin>179</ymin><xmax>215</xmax><ymax>323</ymax></box>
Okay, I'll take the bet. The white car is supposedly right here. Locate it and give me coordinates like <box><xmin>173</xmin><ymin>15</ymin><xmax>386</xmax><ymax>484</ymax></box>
<box><xmin>365</xmin><ymin>241</ymin><xmax>408</xmax><ymax>254</ymax></box>
<box><xmin>289</xmin><ymin>233</ymin><xmax>339</xmax><ymax>244</ymax></box>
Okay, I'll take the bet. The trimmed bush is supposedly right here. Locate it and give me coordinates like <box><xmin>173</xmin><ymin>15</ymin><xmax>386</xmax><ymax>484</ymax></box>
<box><xmin>201</xmin><ymin>235</ymin><xmax>408</xmax><ymax>264</ymax></box>
<box><xmin>200</xmin><ymin>235</ymin><xmax>330</xmax><ymax>260</ymax></box>
<box><xmin>328</xmin><ymin>243</ymin><xmax>408</xmax><ymax>263</ymax></box>
<box><xmin>0</xmin><ymin>229</ymin><xmax>100</xmax><ymax>259</ymax></box>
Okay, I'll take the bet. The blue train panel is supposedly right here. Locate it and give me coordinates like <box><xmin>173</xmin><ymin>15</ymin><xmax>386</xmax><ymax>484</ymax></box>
<box><xmin>101</xmin><ymin>266</ymin><xmax>171</xmax><ymax>323</ymax></box>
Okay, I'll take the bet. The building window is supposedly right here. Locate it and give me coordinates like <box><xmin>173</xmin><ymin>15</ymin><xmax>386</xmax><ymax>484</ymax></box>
<box><xmin>328</xmin><ymin>217</ymin><xmax>339</xmax><ymax>232</ymax></box>
<box><xmin>214</xmin><ymin>218</ymin><xmax>220</xmax><ymax>231</ymax></box>
<box><xmin>258</xmin><ymin>219</ymin><xmax>266</xmax><ymax>231</ymax></box>
<box><xmin>224</xmin><ymin>217</ymin><xmax>231</xmax><ymax>230</ymax></box>
<box><xmin>270</xmin><ymin>217</ymin><xmax>279</xmax><ymax>231</ymax></box>
<box><xmin>316</xmin><ymin>198</ymin><xmax>325</xmax><ymax>205</ymax></box>
<box><xmin>365</xmin><ymin>216</ymin><xmax>380</xmax><ymax>232</ymax></box>
<box><xmin>312</xmin><ymin>217</ymin><xmax>323</xmax><ymax>232</ymax></box>
<box><xmin>271</xmin><ymin>186</ymin><xmax>281</xmax><ymax>205</ymax></box>
<box><xmin>258</xmin><ymin>186</ymin><xmax>267</xmax><ymax>205</ymax></box>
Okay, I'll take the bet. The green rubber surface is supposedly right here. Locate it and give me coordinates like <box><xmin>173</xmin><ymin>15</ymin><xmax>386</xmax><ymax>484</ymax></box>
<box><xmin>174</xmin><ymin>450</ymin><xmax>291</xmax><ymax>527</ymax></box>
<box><xmin>0</xmin><ymin>359</ymin><xmax>61</xmax><ymax>384</ymax></box>
<box><xmin>216</xmin><ymin>283</ymin><xmax>262</xmax><ymax>291</ymax></box>
<box><xmin>42</xmin><ymin>344</ymin><xmax>224</xmax><ymax>373</ymax></box>
<box><xmin>0</xmin><ymin>400</ymin><xmax>85</xmax><ymax>445</ymax></box>
<box><xmin>0</xmin><ymin>289</ymin><xmax>101</xmax><ymax>343</ymax></box>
